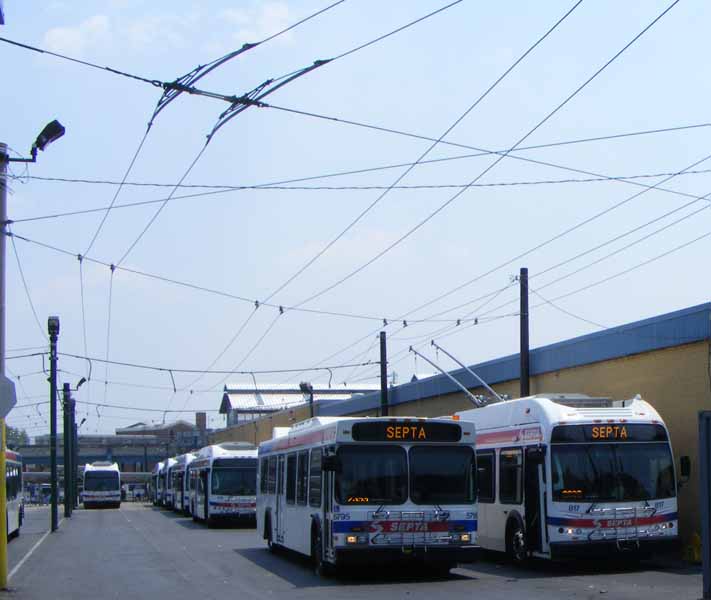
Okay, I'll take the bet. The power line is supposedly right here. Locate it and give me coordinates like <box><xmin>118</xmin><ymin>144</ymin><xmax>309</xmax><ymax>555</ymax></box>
<box><xmin>289</xmin><ymin>0</ymin><xmax>682</xmax><ymax>310</ymax></box>
<box><xmin>262</xmin><ymin>0</ymin><xmax>583</xmax><ymax>305</ymax></box>
<box><xmin>8</xmin><ymin>228</ymin><xmax>46</xmax><ymax>342</ymax></box>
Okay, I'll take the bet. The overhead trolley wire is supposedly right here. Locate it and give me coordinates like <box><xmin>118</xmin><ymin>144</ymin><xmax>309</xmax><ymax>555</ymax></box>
<box><xmin>263</xmin><ymin>0</ymin><xmax>583</xmax><ymax>304</ymax></box>
<box><xmin>290</xmin><ymin>0</ymin><xmax>682</xmax><ymax>310</ymax></box>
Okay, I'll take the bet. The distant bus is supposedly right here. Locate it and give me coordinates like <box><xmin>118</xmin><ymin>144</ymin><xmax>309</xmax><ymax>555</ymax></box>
<box><xmin>172</xmin><ymin>453</ymin><xmax>195</xmax><ymax>515</ymax></box>
<box><xmin>163</xmin><ymin>457</ymin><xmax>178</xmax><ymax>509</ymax></box>
<box><xmin>258</xmin><ymin>416</ymin><xmax>477</xmax><ymax>575</ymax></box>
<box><xmin>82</xmin><ymin>462</ymin><xmax>121</xmax><ymax>509</ymax></box>
<box><xmin>151</xmin><ymin>461</ymin><xmax>164</xmax><ymax>505</ymax></box>
<box><xmin>190</xmin><ymin>443</ymin><xmax>257</xmax><ymax>527</ymax></box>
<box><xmin>6</xmin><ymin>450</ymin><xmax>23</xmax><ymax>539</ymax></box>
<box><xmin>457</xmin><ymin>394</ymin><xmax>681</xmax><ymax>561</ymax></box>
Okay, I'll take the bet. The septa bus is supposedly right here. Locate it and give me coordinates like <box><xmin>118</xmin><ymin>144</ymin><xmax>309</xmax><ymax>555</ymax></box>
<box><xmin>171</xmin><ymin>452</ymin><xmax>195</xmax><ymax>515</ymax></box>
<box><xmin>82</xmin><ymin>462</ymin><xmax>121</xmax><ymax>509</ymax></box>
<box><xmin>151</xmin><ymin>461</ymin><xmax>164</xmax><ymax>506</ymax></box>
<box><xmin>190</xmin><ymin>443</ymin><xmax>257</xmax><ymax>526</ymax></box>
<box><xmin>6</xmin><ymin>450</ymin><xmax>23</xmax><ymax>539</ymax></box>
<box><xmin>456</xmin><ymin>394</ymin><xmax>682</xmax><ymax>561</ymax></box>
<box><xmin>257</xmin><ymin>416</ymin><xmax>478</xmax><ymax>575</ymax></box>
<box><xmin>162</xmin><ymin>457</ymin><xmax>178</xmax><ymax>509</ymax></box>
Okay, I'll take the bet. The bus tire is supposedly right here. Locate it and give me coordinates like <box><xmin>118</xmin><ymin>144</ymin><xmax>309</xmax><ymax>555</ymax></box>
<box><xmin>266</xmin><ymin>516</ymin><xmax>277</xmax><ymax>553</ymax></box>
<box><xmin>312</xmin><ymin>525</ymin><xmax>333</xmax><ymax>577</ymax></box>
<box><xmin>505</xmin><ymin>517</ymin><xmax>527</xmax><ymax>564</ymax></box>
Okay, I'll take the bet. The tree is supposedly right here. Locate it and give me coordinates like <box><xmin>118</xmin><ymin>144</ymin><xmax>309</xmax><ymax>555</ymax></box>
<box><xmin>6</xmin><ymin>426</ymin><xmax>29</xmax><ymax>449</ymax></box>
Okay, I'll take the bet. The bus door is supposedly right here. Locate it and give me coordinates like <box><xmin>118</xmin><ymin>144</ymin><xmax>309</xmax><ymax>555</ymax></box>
<box><xmin>323</xmin><ymin>467</ymin><xmax>334</xmax><ymax>556</ymax></box>
<box><xmin>275</xmin><ymin>455</ymin><xmax>285</xmax><ymax>543</ymax></box>
<box><xmin>524</xmin><ymin>446</ymin><xmax>546</xmax><ymax>553</ymax></box>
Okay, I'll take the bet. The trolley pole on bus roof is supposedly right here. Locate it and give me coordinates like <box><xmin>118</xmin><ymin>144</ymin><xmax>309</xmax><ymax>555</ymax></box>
<box><xmin>379</xmin><ymin>332</ymin><xmax>388</xmax><ymax>417</ymax></box>
<box><xmin>519</xmin><ymin>267</ymin><xmax>530</xmax><ymax>398</ymax></box>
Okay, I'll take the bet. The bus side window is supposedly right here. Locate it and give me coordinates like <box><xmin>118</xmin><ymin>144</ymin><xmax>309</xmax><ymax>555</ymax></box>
<box><xmin>286</xmin><ymin>454</ymin><xmax>297</xmax><ymax>504</ymax></box>
<box><xmin>296</xmin><ymin>451</ymin><xmax>308</xmax><ymax>506</ymax></box>
<box><xmin>309</xmin><ymin>449</ymin><xmax>322</xmax><ymax>508</ymax></box>
<box><xmin>259</xmin><ymin>458</ymin><xmax>268</xmax><ymax>494</ymax></box>
<box><xmin>267</xmin><ymin>457</ymin><xmax>277</xmax><ymax>494</ymax></box>
<box><xmin>499</xmin><ymin>448</ymin><xmax>523</xmax><ymax>504</ymax></box>
<box><xmin>476</xmin><ymin>451</ymin><xmax>495</xmax><ymax>503</ymax></box>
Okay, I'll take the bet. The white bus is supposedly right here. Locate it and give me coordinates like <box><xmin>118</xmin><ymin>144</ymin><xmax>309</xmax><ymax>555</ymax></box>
<box><xmin>162</xmin><ymin>457</ymin><xmax>178</xmax><ymax>509</ymax></box>
<box><xmin>151</xmin><ymin>461</ymin><xmax>164</xmax><ymax>506</ymax></box>
<box><xmin>82</xmin><ymin>462</ymin><xmax>121</xmax><ymax>509</ymax></box>
<box><xmin>191</xmin><ymin>443</ymin><xmax>257</xmax><ymax>527</ymax></box>
<box><xmin>457</xmin><ymin>393</ymin><xmax>682</xmax><ymax>561</ymax></box>
<box><xmin>257</xmin><ymin>416</ymin><xmax>478</xmax><ymax>576</ymax></box>
<box><xmin>171</xmin><ymin>453</ymin><xmax>195</xmax><ymax>515</ymax></box>
<box><xmin>6</xmin><ymin>450</ymin><xmax>23</xmax><ymax>539</ymax></box>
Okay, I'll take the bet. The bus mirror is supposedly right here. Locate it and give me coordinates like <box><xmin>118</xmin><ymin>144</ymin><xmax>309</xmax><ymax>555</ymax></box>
<box><xmin>680</xmin><ymin>455</ymin><xmax>691</xmax><ymax>479</ymax></box>
<box><xmin>322</xmin><ymin>456</ymin><xmax>341</xmax><ymax>473</ymax></box>
<box><xmin>527</xmin><ymin>446</ymin><xmax>546</xmax><ymax>464</ymax></box>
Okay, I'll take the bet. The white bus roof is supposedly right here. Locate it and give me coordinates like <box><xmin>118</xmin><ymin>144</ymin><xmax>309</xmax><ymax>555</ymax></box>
<box><xmin>163</xmin><ymin>457</ymin><xmax>178</xmax><ymax>470</ymax></box>
<box><xmin>174</xmin><ymin>453</ymin><xmax>196</xmax><ymax>467</ymax></box>
<box><xmin>194</xmin><ymin>443</ymin><xmax>257</xmax><ymax>461</ymax></box>
<box><xmin>84</xmin><ymin>461</ymin><xmax>120</xmax><ymax>473</ymax></box>
<box><xmin>259</xmin><ymin>415</ymin><xmax>476</xmax><ymax>454</ymax></box>
<box><xmin>455</xmin><ymin>393</ymin><xmax>664</xmax><ymax>432</ymax></box>
<box><xmin>152</xmin><ymin>461</ymin><xmax>164</xmax><ymax>475</ymax></box>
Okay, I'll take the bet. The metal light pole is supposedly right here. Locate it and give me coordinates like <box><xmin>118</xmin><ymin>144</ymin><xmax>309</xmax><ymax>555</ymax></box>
<box><xmin>62</xmin><ymin>382</ymin><xmax>73</xmax><ymax>518</ymax></box>
<box><xmin>2</xmin><ymin>124</ymin><xmax>65</xmax><ymax>536</ymax></box>
<box><xmin>48</xmin><ymin>317</ymin><xmax>59</xmax><ymax>531</ymax></box>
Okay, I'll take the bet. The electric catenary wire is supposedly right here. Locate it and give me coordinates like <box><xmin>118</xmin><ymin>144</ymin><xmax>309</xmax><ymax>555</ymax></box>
<box><xmin>290</xmin><ymin>0</ymin><xmax>682</xmax><ymax>310</ymax></box>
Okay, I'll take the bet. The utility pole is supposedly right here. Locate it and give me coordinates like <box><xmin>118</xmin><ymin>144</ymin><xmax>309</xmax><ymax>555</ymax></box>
<box><xmin>62</xmin><ymin>383</ymin><xmax>73</xmax><ymax>518</ymax></box>
<box><xmin>70</xmin><ymin>406</ymin><xmax>77</xmax><ymax>509</ymax></box>
<box><xmin>48</xmin><ymin>316</ymin><xmax>59</xmax><ymax>531</ymax></box>
<box><xmin>379</xmin><ymin>331</ymin><xmax>388</xmax><ymax>416</ymax></box>
<box><xmin>519</xmin><ymin>267</ymin><xmax>530</xmax><ymax>398</ymax></box>
<box><xmin>1</xmin><ymin>128</ymin><xmax>65</xmax><ymax>540</ymax></box>
<box><xmin>0</xmin><ymin>143</ymin><xmax>9</xmax><ymax>588</ymax></box>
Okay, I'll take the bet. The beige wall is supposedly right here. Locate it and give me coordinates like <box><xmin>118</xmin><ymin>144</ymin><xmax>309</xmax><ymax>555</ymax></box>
<box><xmin>211</xmin><ymin>340</ymin><xmax>711</xmax><ymax>550</ymax></box>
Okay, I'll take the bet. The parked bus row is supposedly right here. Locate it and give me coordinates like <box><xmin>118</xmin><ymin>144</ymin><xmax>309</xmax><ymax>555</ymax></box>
<box><xmin>142</xmin><ymin>393</ymin><xmax>686</xmax><ymax>578</ymax></box>
<box><xmin>150</xmin><ymin>442</ymin><xmax>258</xmax><ymax>527</ymax></box>
<box><xmin>256</xmin><ymin>393</ymin><xmax>687</xmax><ymax>575</ymax></box>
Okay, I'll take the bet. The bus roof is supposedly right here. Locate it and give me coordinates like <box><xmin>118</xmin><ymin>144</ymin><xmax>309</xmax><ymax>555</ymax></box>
<box><xmin>455</xmin><ymin>393</ymin><xmax>664</xmax><ymax>433</ymax></box>
<box><xmin>174</xmin><ymin>453</ymin><xmax>195</xmax><ymax>467</ymax></box>
<box><xmin>84</xmin><ymin>461</ymin><xmax>120</xmax><ymax>473</ymax></box>
<box><xmin>152</xmin><ymin>461</ymin><xmax>164</xmax><ymax>475</ymax></box>
<box><xmin>259</xmin><ymin>415</ymin><xmax>475</xmax><ymax>455</ymax></box>
<box><xmin>194</xmin><ymin>443</ymin><xmax>257</xmax><ymax>461</ymax></box>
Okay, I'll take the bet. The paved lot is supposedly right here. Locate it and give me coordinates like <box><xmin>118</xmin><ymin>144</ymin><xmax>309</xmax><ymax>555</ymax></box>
<box><xmin>1</xmin><ymin>504</ymin><xmax>702</xmax><ymax>599</ymax></box>
<box><xmin>7</xmin><ymin>506</ymin><xmax>52</xmax><ymax>576</ymax></box>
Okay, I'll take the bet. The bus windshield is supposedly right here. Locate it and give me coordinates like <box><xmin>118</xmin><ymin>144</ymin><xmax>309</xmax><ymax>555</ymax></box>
<box><xmin>336</xmin><ymin>446</ymin><xmax>407</xmax><ymax>505</ymax></box>
<box><xmin>211</xmin><ymin>469</ymin><xmax>256</xmax><ymax>496</ymax></box>
<box><xmin>552</xmin><ymin>443</ymin><xmax>675</xmax><ymax>502</ymax></box>
<box><xmin>410</xmin><ymin>446</ymin><xmax>475</xmax><ymax>505</ymax></box>
<box><xmin>84</xmin><ymin>472</ymin><xmax>119</xmax><ymax>492</ymax></box>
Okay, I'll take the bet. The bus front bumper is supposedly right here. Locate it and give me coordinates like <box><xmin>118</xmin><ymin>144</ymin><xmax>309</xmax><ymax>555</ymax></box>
<box><xmin>550</xmin><ymin>536</ymin><xmax>679</xmax><ymax>560</ymax></box>
<box><xmin>335</xmin><ymin>545</ymin><xmax>479</xmax><ymax>566</ymax></box>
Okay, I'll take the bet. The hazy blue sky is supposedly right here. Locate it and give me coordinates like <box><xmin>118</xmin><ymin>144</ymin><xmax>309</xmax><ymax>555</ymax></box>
<box><xmin>2</xmin><ymin>0</ymin><xmax>709</xmax><ymax>436</ymax></box>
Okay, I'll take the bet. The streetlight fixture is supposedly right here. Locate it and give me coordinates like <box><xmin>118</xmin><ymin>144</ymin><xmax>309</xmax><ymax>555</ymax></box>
<box><xmin>6</xmin><ymin>120</ymin><xmax>66</xmax><ymax>164</ymax></box>
<box><xmin>299</xmin><ymin>382</ymin><xmax>315</xmax><ymax>419</ymax></box>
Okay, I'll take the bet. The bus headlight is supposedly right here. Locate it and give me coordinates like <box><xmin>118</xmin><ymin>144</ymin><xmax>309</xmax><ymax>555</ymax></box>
<box><xmin>346</xmin><ymin>535</ymin><xmax>368</xmax><ymax>545</ymax></box>
<box><xmin>459</xmin><ymin>533</ymin><xmax>471</xmax><ymax>543</ymax></box>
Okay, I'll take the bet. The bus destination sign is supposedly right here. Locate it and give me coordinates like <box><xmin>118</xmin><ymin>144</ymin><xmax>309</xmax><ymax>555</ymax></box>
<box><xmin>551</xmin><ymin>423</ymin><xmax>668</xmax><ymax>443</ymax></box>
<box><xmin>351</xmin><ymin>421</ymin><xmax>462</xmax><ymax>442</ymax></box>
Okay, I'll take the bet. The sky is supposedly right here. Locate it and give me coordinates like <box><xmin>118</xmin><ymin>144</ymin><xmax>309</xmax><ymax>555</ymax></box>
<box><xmin>1</xmin><ymin>0</ymin><xmax>709</xmax><ymax>437</ymax></box>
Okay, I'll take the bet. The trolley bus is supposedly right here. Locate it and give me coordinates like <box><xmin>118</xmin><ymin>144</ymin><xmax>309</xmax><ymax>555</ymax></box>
<box><xmin>257</xmin><ymin>416</ymin><xmax>478</xmax><ymax>575</ymax></box>
<box><xmin>6</xmin><ymin>450</ymin><xmax>23</xmax><ymax>539</ymax></box>
<box><xmin>172</xmin><ymin>453</ymin><xmax>195</xmax><ymax>515</ymax></box>
<box><xmin>191</xmin><ymin>443</ymin><xmax>257</xmax><ymax>526</ymax></box>
<box><xmin>151</xmin><ymin>461</ymin><xmax>164</xmax><ymax>506</ymax></box>
<box><xmin>457</xmin><ymin>393</ymin><xmax>683</xmax><ymax>561</ymax></box>
<box><xmin>82</xmin><ymin>462</ymin><xmax>121</xmax><ymax>509</ymax></box>
<box><xmin>162</xmin><ymin>457</ymin><xmax>178</xmax><ymax>509</ymax></box>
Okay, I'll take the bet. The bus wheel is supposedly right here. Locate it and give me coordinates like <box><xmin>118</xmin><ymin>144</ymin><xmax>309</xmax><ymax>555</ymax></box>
<box><xmin>312</xmin><ymin>527</ymin><xmax>332</xmax><ymax>577</ymax></box>
<box><xmin>266</xmin><ymin>517</ymin><xmax>277</xmax><ymax>553</ymax></box>
<box><xmin>506</xmin><ymin>520</ymin><xmax>527</xmax><ymax>564</ymax></box>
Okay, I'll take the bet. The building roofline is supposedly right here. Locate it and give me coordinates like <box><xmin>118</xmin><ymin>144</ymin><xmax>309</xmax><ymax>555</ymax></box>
<box><xmin>320</xmin><ymin>302</ymin><xmax>711</xmax><ymax>417</ymax></box>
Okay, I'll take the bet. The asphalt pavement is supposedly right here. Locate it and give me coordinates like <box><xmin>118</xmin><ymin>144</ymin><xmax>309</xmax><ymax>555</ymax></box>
<box><xmin>0</xmin><ymin>503</ymin><xmax>702</xmax><ymax>599</ymax></box>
